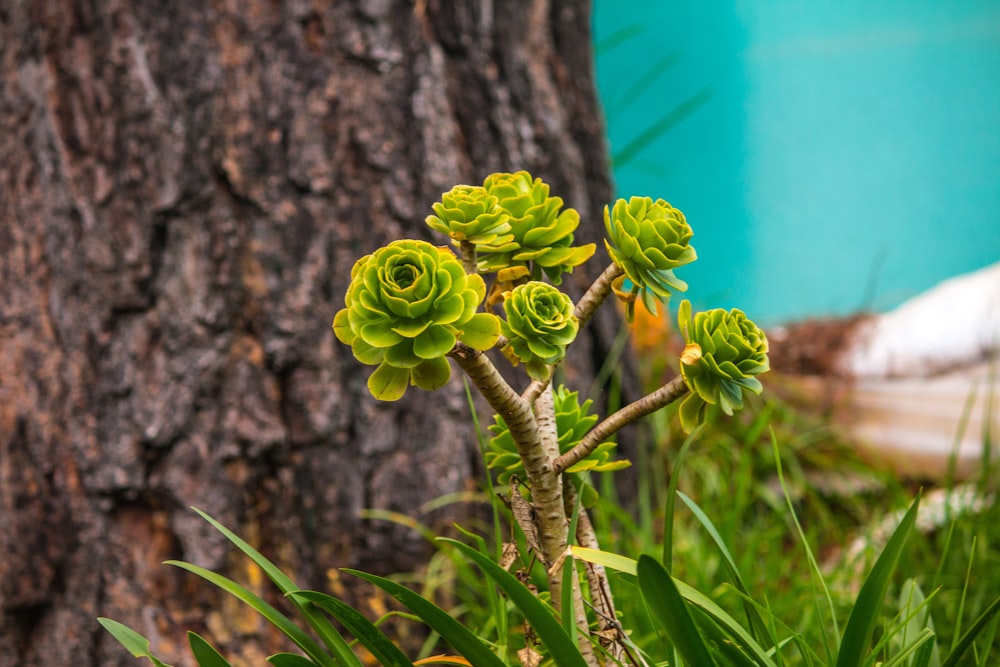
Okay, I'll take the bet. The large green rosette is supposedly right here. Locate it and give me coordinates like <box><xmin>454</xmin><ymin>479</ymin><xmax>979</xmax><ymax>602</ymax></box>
<box><xmin>333</xmin><ymin>240</ymin><xmax>500</xmax><ymax>401</ymax></box>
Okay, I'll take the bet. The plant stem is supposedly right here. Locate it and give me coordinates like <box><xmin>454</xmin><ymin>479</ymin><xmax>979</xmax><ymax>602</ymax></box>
<box><xmin>574</xmin><ymin>262</ymin><xmax>624</xmax><ymax>330</ymax></box>
<box><xmin>554</xmin><ymin>375</ymin><xmax>688</xmax><ymax>474</ymax></box>
<box><xmin>459</xmin><ymin>239</ymin><xmax>477</xmax><ymax>275</ymax></box>
<box><xmin>449</xmin><ymin>345</ymin><xmax>569</xmax><ymax>573</ymax></box>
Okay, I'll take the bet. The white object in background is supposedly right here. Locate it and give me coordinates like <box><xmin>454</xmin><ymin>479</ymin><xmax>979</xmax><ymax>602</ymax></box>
<box><xmin>840</xmin><ymin>261</ymin><xmax>1000</xmax><ymax>378</ymax></box>
<box><xmin>837</xmin><ymin>261</ymin><xmax>1000</xmax><ymax>478</ymax></box>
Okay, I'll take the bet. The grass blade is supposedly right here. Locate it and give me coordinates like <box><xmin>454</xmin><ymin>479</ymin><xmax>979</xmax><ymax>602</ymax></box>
<box><xmin>190</xmin><ymin>508</ymin><xmax>359</xmax><ymax>667</ymax></box>
<box><xmin>663</xmin><ymin>428</ymin><xmax>700</xmax><ymax>568</ymax></box>
<box><xmin>166</xmin><ymin>561</ymin><xmax>336</xmax><ymax>667</ymax></box>
<box><xmin>293</xmin><ymin>591</ymin><xmax>415</xmax><ymax>667</ymax></box>
<box><xmin>835</xmin><ymin>493</ymin><xmax>921</xmax><ymax>667</ymax></box>
<box><xmin>188</xmin><ymin>632</ymin><xmax>232</xmax><ymax>667</ymax></box>
<box><xmin>97</xmin><ymin>618</ymin><xmax>173</xmax><ymax>667</ymax></box>
<box><xmin>940</xmin><ymin>595</ymin><xmax>1000</xmax><ymax>667</ymax></box>
<box><xmin>572</xmin><ymin>547</ymin><xmax>778</xmax><ymax>666</ymax></box>
<box><xmin>677</xmin><ymin>490</ymin><xmax>771</xmax><ymax>642</ymax></box>
<box><xmin>344</xmin><ymin>569</ymin><xmax>507</xmax><ymax>667</ymax></box>
<box><xmin>438</xmin><ymin>538</ymin><xmax>590</xmax><ymax>667</ymax></box>
<box><xmin>267</xmin><ymin>654</ymin><xmax>317</xmax><ymax>667</ymax></box>
<box><xmin>637</xmin><ymin>555</ymin><xmax>716</xmax><ymax>666</ymax></box>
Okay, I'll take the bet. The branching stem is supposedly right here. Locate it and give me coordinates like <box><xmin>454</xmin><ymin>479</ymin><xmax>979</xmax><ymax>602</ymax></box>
<box><xmin>574</xmin><ymin>262</ymin><xmax>624</xmax><ymax>330</ymax></box>
<box><xmin>554</xmin><ymin>375</ymin><xmax>688</xmax><ymax>474</ymax></box>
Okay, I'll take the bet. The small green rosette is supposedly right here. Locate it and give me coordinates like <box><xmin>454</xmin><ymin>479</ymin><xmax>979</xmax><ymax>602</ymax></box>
<box><xmin>676</xmin><ymin>300</ymin><xmax>769</xmax><ymax>432</ymax></box>
<box><xmin>603</xmin><ymin>196</ymin><xmax>696</xmax><ymax>320</ymax></box>
<box><xmin>486</xmin><ymin>385</ymin><xmax>629</xmax><ymax>486</ymax></box>
<box><xmin>425</xmin><ymin>184</ymin><xmax>513</xmax><ymax>246</ymax></box>
<box><xmin>333</xmin><ymin>240</ymin><xmax>500</xmax><ymax>401</ymax></box>
<box><xmin>500</xmin><ymin>281</ymin><xmax>578</xmax><ymax>381</ymax></box>
<box><xmin>476</xmin><ymin>171</ymin><xmax>595</xmax><ymax>285</ymax></box>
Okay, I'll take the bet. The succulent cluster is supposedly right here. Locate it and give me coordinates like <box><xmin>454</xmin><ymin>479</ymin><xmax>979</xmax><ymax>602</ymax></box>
<box><xmin>604</xmin><ymin>196</ymin><xmax>696</xmax><ymax>320</ymax></box>
<box><xmin>333</xmin><ymin>240</ymin><xmax>500</xmax><ymax>401</ymax></box>
<box><xmin>500</xmin><ymin>281</ymin><xmax>578</xmax><ymax>381</ymax></box>
<box><xmin>486</xmin><ymin>385</ymin><xmax>629</xmax><ymax>486</ymax></box>
<box><xmin>676</xmin><ymin>300</ymin><xmax>769</xmax><ymax>433</ymax></box>
<box><xmin>475</xmin><ymin>171</ymin><xmax>595</xmax><ymax>284</ymax></box>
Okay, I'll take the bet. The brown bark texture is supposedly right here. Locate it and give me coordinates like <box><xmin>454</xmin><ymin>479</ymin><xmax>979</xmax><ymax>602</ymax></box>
<box><xmin>0</xmin><ymin>0</ymin><xmax>630</xmax><ymax>664</ymax></box>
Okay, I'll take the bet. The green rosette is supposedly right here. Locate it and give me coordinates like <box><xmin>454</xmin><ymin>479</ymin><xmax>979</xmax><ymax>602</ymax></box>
<box><xmin>476</xmin><ymin>171</ymin><xmax>595</xmax><ymax>285</ymax></box>
<box><xmin>603</xmin><ymin>196</ymin><xmax>697</xmax><ymax>320</ymax></box>
<box><xmin>500</xmin><ymin>281</ymin><xmax>578</xmax><ymax>381</ymax></box>
<box><xmin>486</xmin><ymin>385</ymin><xmax>630</xmax><ymax>486</ymax></box>
<box><xmin>333</xmin><ymin>240</ymin><xmax>500</xmax><ymax>401</ymax></box>
<box><xmin>676</xmin><ymin>300</ymin><xmax>769</xmax><ymax>432</ymax></box>
<box><xmin>425</xmin><ymin>184</ymin><xmax>513</xmax><ymax>246</ymax></box>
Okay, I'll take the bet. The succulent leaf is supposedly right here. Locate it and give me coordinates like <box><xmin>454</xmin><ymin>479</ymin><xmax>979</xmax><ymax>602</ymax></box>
<box><xmin>333</xmin><ymin>239</ymin><xmax>500</xmax><ymax>401</ymax></box>
<box><xmin>676</xmin><ymin>299</ymin><xmax>769</xmax><ymax>432</ymax></box>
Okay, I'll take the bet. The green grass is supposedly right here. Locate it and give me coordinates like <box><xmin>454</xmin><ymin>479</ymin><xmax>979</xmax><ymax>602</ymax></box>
<box><xmin>579</xmin><ymin>388</ymin><xmax>1000</xmax><ymax>664</ymax></box>
<box><xmin>404</xmin><ymin>379</ymin><xmax>1000</xmax><ymax>665</ymax></box>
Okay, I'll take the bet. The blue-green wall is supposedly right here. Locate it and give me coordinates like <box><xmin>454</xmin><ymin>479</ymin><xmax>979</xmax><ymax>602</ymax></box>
<box><xmin>594</xmin><ymin>2</ymin><xmax>1000</xmax><ymax>324</ymax></box>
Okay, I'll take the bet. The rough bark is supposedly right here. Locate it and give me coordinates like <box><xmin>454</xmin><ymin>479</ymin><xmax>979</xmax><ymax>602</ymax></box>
<box><xmin>0</xmin><ymin>1</ymin><xmax>629</xmax><ymax>664</ymax></box>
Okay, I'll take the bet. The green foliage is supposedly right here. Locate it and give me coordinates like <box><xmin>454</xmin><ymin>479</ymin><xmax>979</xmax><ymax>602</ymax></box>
<box><xmin>603</xmin><ymin>195</ymin><xmax>696</xmax><ymax>319</ymax></box>
<box><xmin>425</xmin><ymin>184</ymin><xmax>513</xmax><ymax>247</ymax></box>
<box><xmin>676</xmin><ymin>299</ymin><xmax>770</xmax><ymax>433</ymax></box>
<box><xmin>486</xmin><ymin>384</ymin><xmax>629</xmax><ymax>485</ymax></box>
<box><xmin>499</xmin><ymin>281</ymin><xmax>579</xmax><ymax>380</ymax></box>
<box><xmin>333</xmin><ymin>239</ymin><xmax>500</xmax><ymax>400</ymax></box>
<box><xmin>476</xmin><ymin>170</ymin><xmax>596</xmax><ymax>284</ymax></box>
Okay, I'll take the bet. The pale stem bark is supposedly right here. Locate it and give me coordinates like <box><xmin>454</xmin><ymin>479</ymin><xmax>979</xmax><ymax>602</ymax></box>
<box><xmin>554</xmin><ymin>375</ymin><xmax>688</xmax><ymax>474</ymax></box>
<box><xmin>535</xmin><ymin>386</ymin><xmax>597</xmax><ymax>667</ymax></box>
<box><xmin>574</xmin><ymin>262</ymin><xmax>624</xmax><ymax>331</ymax></box>
<box><xmin>459</xmin><ymin>239</ymin><xmax>477</xmax><ymax>275</ymax></box>
<box><xmin>449</xmin><ymin>345</ymin><xmax>569</xmax><ymax>573</ymax></box>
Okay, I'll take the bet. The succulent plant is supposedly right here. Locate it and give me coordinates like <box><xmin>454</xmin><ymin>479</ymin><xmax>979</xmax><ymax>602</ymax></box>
<box><xmin>475</xmin><ymin>171</ymin><xmax>595</xmax><ymax>284</ymax></box>
<box><xmin>500</xmin><ymin>281</ymin><xmax>578</xmax><ymax>381</ymax></box>
<box><xmin>676</xmin><ymin>300</ymin><xmax>769</xmax><ymax>432</ymax></box>
<box><xmin>486</xmin><ymin>385</ymin><xmax>630</xmax><ymax>486</ymax></box>
<box><xmin>424</xmin><ymin>184</ymin><xmax>513</xmax><ymax>247</ymax></box>
<box><xmin>333</xmin><ymin>240</ymin><xmax>500</xmax><ymax>401</ymax></box>
<box><xmin>603</xmin><ymin>196</ymin><xmax>697</xmax><ymax>320</ymax></box>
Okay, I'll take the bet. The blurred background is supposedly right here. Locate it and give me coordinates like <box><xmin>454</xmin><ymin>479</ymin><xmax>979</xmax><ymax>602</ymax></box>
<box><xmin>594</xmin><ymin>0</ymin><xmax>1000</xmax><ymax>325</ymax></box>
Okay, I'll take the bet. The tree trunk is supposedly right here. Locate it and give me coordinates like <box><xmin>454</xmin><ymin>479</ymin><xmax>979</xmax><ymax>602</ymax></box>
<box><xmin>0</xmin><ymin>1</ymin><xmax>629</xmax><ymax>664</ymax></box>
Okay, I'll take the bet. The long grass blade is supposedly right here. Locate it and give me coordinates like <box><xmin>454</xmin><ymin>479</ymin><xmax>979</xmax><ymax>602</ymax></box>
<box><xmin>190</xmin><ymin>508</ymin><xmax>359</xmax><ymax>667</ymax></box>
<box><xmin>166</xmin><ymin>561</ymin><xmax>336</xmax><ymax>667</ymax></box>
<box><xmin>834</xmin><ymin>493</ymin><xmax>920</xmax><ymax>667</ymax></box>
<box><xmin>637</xmin><ymin>555</ymin><xmax>716</xmax><ymax>666</ymax></box>
<box><xmin>772</xmin><ymin>428</ymin><xmax>838</xmax><ymax>664</ymax></box>
<box><xmin>663</xmin><ymin>427</ymin><xmax>700</xmax><ymax>568</ymax></box>
<box><xmin>293</xmin><ymin>591</ymin><xmax>415</xmax><ymax>667</ymax></box>
<box><xmin>940</xmin><ymin>595</ymin><xmax>1000</xmax><ymax>667</ymax></box>
<box><xmin>677</xmin><ymin>490</ymin><xmax>771</xmax><ymax>642</ymax></box>
<box><xmin>344</xmin><ymin>569</ymin><xmax>507</xmax><ymax>667</ymax></box>
<box><xmin>438</xmin><ymin>538</ymin><xmax>590</xmax><ymax>667</ymax></box>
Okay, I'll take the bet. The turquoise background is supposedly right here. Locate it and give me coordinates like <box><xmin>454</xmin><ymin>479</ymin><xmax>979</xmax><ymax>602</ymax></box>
<box><xmin>593</xmin><ymin>2</ymin><xmax>1000</xmax><ymax>324</ymax></box>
